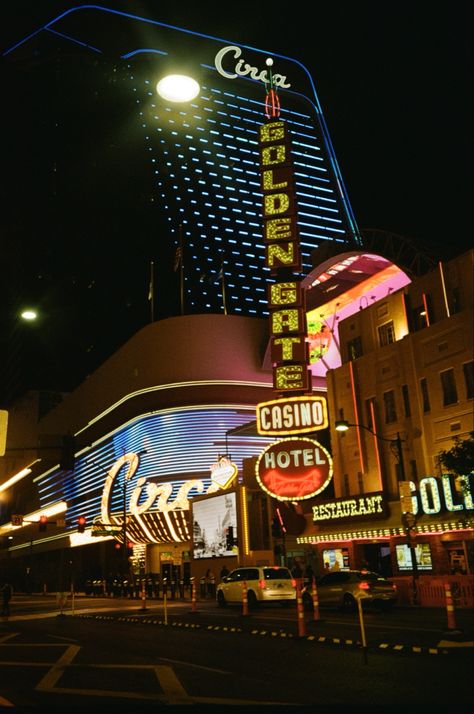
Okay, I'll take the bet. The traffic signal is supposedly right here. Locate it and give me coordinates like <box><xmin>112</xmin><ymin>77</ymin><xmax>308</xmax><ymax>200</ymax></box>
<box><xmin>271</xmin><ymin>515</ymin><xmax>282</xmax><ymax>538</ymax></box>
<box><xmin>77</xmin><ymin>516</ymin><xmax>86</xmax><ymax>533</ymax></box>
<box><xmin>39</xmin><ymin>515</ymin><xmax>48</xmax><ymax>532</ymax></box>
<box><xmin>226</xmin><ymin>526</ymin><xmax>234</xmax><ymax>549</ymax></box>
<box><xmin>60</xmin><ymin>434</ymin><xmax>76</xmax><ymax>471</ymax></box>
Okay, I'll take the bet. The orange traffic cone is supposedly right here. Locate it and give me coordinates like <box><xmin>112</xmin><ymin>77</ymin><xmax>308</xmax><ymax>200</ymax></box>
<box><xmin>444</xmin><ymin>582</ymin><xmax>458</xmax><ymax>630</ymax></box>
<box><xmin>296</xmin><ymin>580</ymin><xmax>306</xmax><ymax>637</ymax></box>
<box><xmin>311</xmin><ymin>577</ymin><xmax>320</xmax><ymax>621</ymax></box>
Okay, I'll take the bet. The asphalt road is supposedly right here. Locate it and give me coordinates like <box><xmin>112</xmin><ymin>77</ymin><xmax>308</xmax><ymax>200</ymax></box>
<box><xmin>5</xmin><ymin>593</ymin><xmax>474</xmax><ymax>651</ymax></box>
<box><xmin>1</xmin><ymin>609</ymin><xmax>473</xmax><ymax>711</ymax></box>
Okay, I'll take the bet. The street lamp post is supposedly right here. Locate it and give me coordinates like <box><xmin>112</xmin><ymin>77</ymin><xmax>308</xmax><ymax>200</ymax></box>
<box><xmin>334</xmin><ymin>420</ymin><xmax>406</xmax><ymax>477</ymax></box>
<box><xmin>335</xmin><ymin>420</ymin><xmax>418</xmax><ymax>602</ymax></box>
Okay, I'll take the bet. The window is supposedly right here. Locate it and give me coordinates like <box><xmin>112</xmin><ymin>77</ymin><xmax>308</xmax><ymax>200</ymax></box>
<box><xmin>343</xmin><ymin>473</ymin><xmax>350</xmax><ymax>496</ymax></box>
<box><xmin>409</xmin><ymin>459</ymin><xmax>418</xmax><ymax>480</ymax></box>
<box><xmin>411</xmin><ymin>306</ymin><xmax>428</xmax><ymax>331</ymax></box>
<box><xmin>451</xmin><ymin>287</ymin><xmax>461</xmax><ymax>314</ymax></box>
<box><xmin>365</xmin><ymin>398</ymin><xmax>375</xmax><ymax>430</ymax></box>
<box><xmin>463</xmin><ymin>361</ymin><xmax>474</xmax><ymax>399</ymax></box>
<box><xmin>440</xmin><ymin>368</ymin><xmax>458</xmax><ymax>406</ymax></box>
<box><xmin>347</xmin><ymin>336</ymin><xmax>363</xmax><ymax>361</ymax></box>
<box><xmin>402</xmin><ymin>384</ymin><xmax>411</xmax><ymax>417</ymax></box>
<box><xmin>378</xmin><ymin>321</ymin><xmax>395</xmax><ymax>347</ymax></box>
<box><xmin>383</xmin><ymin>390</ymin><xmax>397</xmax><ymax>423</ymax></box>
<box><xmin>420</xmin><ymin>378</ymin><xmax>430</xmax><ymax>412</ymax></box>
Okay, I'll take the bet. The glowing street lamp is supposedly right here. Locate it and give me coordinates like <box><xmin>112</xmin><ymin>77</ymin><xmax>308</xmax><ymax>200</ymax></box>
<box><xmin>20</xmin><ymin>309</ymin><xmax>38</xmax><ymax>321</ymax></box>
<box><xmin>156</xmin><ymin>74</ymin><xmax>200</xmax><ymax>102</ymax></box>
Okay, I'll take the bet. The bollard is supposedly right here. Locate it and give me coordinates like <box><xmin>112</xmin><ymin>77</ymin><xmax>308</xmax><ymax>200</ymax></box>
<box><xmin>242</xmin><ymin>580</ymin><xmax>249</xmax><ymax>617</ymax></box>
<box><xmin>311</xmin><ymin>577</ymin><xmax>320</xmax><ymax>621</ymax></box>
<box><xmin>163</xmin><ymin>591</ymin><xmax>168</xmax><ymax>626</ymax></box>
<box><xmin>140</xmin><ymin>579</ymin><xmax>148</xmax><ymax>611</ymax></box>
<box><xmin>356</xmin><ymin>595</ymin><xmax>368</xmax><ymax>665</ymax></box>
<box><xmin>444</xmin><ymin>582</ymin><xmax>458</xmax><ymax>631</ymax></box>
<box><xmin>190</xmin><ymin>578</ymin><xmax>197</xmax><ymax>613</ymax></box>
<box><xmin>296</xmin><ymin>580</ymin><xmax>306</xmax><ymax>637</ymax></box>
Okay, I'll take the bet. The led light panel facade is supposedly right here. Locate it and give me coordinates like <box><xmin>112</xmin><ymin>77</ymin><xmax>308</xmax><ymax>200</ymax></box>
<box><xmin>34</xmin><ymin>406</ymin><xmax>273</xmax><ymax>532</ymax></box>
<box><xmin>4</xmin><ymin>5</ymin><xmax>361</xmax><ymax>319</ymax></box>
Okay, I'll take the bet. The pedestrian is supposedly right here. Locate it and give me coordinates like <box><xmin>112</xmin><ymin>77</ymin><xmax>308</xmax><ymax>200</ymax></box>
<box><xmin>291</xmin><ymin>561</ymin><xmax>304</xmax><ymax>588</ymax></box>
<box><xmin>304</xmin><ymin>564</ymin><xmax>314</xmax><ymax>586</ymax></box>
<box><xmin>1</xmin><ymin>583</ymin><xmax>13</xmax><ymax>617</ymax></box>
<box><xmin>291</xmin><ymin>561</ymin><xmax>303</xmax><ymax>579</ymax></box>
<box><xmin>205</xmin><ymin>568</ymin><xmax>215</xmax><ymax>597</ymax></box>
<box><xmin>220</xmin><ymin>565</ymin><xmax>230</xmax><ymax>580</ymax></box>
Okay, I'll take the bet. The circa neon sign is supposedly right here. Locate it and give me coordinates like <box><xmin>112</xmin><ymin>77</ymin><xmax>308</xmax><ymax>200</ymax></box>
<box><xmin>100</xmin><ymin>452</ymin><xmax>219</xmax><ymax>526</ymax></box>
<box><xmin>214</xmin><ymin>45</ymin><xmax>291</xmax><ymax>88</ymax></box>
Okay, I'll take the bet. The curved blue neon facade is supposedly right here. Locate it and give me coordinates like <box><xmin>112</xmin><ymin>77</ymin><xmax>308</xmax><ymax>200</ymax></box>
<box><xmin>35</xmin><ymin>406</ymin><xmax>273</xmax><ymax>530</ymax></box>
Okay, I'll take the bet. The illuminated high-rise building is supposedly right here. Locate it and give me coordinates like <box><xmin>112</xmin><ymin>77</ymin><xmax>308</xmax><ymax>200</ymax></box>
<box><xmin>3</xmin><ymin>6</ymin><xmax>360</xmax><ymax>322</ymax></box>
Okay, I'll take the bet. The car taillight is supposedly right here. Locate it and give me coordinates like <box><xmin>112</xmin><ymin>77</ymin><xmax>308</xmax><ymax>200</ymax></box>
<box><xmin>258</xmin><ymin>579</ymin><xmax>266</xmax><ymax>590</ymax></box>
<box><xmin>358</xmin><ymin>581</ymin><xmax>370</xmax><ymax>590</ymax></box>
<box><xmin>291</xmin><ymin>578</ymin><xmax>297</xmax><ymax>588</ymax></box>
<box><xmin>392</xmin><ymin>583</ymin><xmax>397</xmax><ymax>591</ymax></box>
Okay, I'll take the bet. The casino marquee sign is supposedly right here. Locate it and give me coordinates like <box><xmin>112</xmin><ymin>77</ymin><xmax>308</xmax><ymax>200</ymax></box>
<box><xmin>257</xmin><ymin>395</ymin><xmax>328</xmax><ymax>436</ymax></box>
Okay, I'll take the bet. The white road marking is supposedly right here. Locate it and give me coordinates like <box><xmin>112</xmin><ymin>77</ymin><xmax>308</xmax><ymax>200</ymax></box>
<box><xmin>155</xmin><ymin>665</ymin><xmax>192</xmax><ymax>705</ymax></box>
<box><xmin>36</xmin><ymin>644</ymin><xmax>81</xmax><ymax>691</ymax></box>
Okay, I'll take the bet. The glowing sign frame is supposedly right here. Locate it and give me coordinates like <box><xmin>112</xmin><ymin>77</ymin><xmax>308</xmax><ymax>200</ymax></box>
<box><xmin>256</xmin><ymin>395</ymin><xmax>328</xmax><ymax>436</ymax></box>
<box><xmin>255</xmin><ymin>436</ymin><xmax>333</xmax><ymax>501</ymax></box>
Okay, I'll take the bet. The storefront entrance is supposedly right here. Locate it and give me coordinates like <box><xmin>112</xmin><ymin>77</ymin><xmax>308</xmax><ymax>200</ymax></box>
<box><xmin>360</xmin><ymin>543</ymin><xmax>392</xmax><ymax>576</ymax></box>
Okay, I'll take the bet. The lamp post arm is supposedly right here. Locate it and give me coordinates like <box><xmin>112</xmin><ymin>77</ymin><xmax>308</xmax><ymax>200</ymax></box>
<box><xmin>337</xmin><ymin>421</ymin><xmax>406</xmax><ymax>479</ymax></box>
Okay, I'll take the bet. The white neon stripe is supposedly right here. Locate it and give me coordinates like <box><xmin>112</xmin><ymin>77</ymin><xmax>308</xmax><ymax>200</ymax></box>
<box><xmin>75</xmin><ymin>381</ymin><xmax>271</xmax><ymax>435</ymax></box>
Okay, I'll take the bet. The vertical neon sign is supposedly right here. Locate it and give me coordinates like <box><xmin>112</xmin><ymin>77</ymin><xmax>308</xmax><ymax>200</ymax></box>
<box><xmin>259</xmin><ymin>62</ymin><xmax>311</xmax><ymax>396</ymax></box>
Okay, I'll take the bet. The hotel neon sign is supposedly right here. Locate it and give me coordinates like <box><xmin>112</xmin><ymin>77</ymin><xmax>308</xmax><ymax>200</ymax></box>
<box><xmin>256</xmin><ymin>437</ymin><xmax>333</xmax><ymax>501</ymax></box>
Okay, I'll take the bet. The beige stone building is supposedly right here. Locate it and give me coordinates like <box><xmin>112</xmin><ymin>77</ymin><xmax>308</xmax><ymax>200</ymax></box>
<box><xmin>298</xmin><ymin>249</ymin><xmax>474</xmax><ymax>579</ymax></box>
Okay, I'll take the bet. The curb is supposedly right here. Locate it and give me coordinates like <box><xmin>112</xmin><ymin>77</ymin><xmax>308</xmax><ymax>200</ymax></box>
<box><xmin>75</xmin><ymin>613</ymin><xmax>469</xmax><ymax>656</ymax></box>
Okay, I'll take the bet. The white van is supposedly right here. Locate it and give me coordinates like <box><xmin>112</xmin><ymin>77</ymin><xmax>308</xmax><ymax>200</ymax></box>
<box><xmin>216</xmin><ymin>566</ymin><xmax>296</xmax><ymax>608</ymax></box>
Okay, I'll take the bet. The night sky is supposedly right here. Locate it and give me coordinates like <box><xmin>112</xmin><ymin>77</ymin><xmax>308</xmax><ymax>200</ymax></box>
<box><xmin>1</xmin><ymin>1</ymin><xmax>472</xmax><ymax>403</ymax></box>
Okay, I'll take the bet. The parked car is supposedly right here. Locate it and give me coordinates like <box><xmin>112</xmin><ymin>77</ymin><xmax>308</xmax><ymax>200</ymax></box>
<box><xmin>216</xmin><ymin>566</ymin><xmax>296</xmax><ymax>608</ymax></box>
<box><xmin>302</xmin><ymin>570</ymin><xmax>397</xmax><ymax>611</ymax></box>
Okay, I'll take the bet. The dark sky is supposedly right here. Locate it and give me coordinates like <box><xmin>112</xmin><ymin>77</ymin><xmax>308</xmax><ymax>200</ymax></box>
<box><xmin>1</xmin><ymin>1</ymin><xmax>472</xmax><ymax>401</ymax></box>
<box><xmin>2</xmin><ymin>0</ymin><xmax>472</xmax><ymax>250</ymax></box>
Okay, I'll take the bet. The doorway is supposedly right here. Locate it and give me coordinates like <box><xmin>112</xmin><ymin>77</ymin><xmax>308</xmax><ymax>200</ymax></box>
<box><xmin>361</xmin><ymin>543</ymin><xmax>392</xmax><ymax>577</ymax></box>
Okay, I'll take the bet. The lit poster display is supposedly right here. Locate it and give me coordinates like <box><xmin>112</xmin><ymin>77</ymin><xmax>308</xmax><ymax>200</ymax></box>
<box><xmin>395</xmin><ymin>543</ymin><xmax>433</xmax><ymax>571</ymax></box>
<box><xmin>192</xmin><ymin>491</ymin><xmax>238</xmax><ymax>559</ymax></box>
